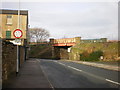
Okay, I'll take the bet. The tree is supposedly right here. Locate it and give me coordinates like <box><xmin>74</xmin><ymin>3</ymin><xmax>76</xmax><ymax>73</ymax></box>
<box><xmin>28</xmin><ymin>28</ymin><xmax>50</xmax><ymax>42</ymax></box>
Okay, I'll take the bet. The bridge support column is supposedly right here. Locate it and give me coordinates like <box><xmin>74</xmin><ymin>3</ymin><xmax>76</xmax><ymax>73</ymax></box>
<box><xmin>59</xmin><ymin>47</ymin><xmax>69</xmax><ymax>60</ymax></box>
<box><xmin>52</xmin><ymin>46</ymin><xmax>70</xmax><ymax>60</ymax></box>
<box><xmin>52</xmin><ymin>46</ymin><xmax>60</xmax><ymax>60</ymax></box>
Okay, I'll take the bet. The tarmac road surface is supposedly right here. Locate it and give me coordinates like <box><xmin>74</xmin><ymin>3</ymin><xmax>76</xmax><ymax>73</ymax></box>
<box><xmin>38</xmin><ymin>59</ymin><xmax>120</xmax><ymax>88</ymax></box>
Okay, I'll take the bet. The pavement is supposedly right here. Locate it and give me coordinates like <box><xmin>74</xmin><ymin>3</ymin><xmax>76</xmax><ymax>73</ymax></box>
<box><xmin>2</xmin><ymin>59</ymin><xmax>53</xmax><ymax>89</ymax></box>
<box><xmin>63</xmin><ymin>60</ymin><xmax>120</xmax><ymax>71</ymax></box>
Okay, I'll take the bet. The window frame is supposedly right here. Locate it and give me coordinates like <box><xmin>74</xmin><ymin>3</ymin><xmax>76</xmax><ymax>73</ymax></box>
<box><xmin>6</xmin><ymin>15</ymin><xmax>13</xmax><ymax>25</ymax></box>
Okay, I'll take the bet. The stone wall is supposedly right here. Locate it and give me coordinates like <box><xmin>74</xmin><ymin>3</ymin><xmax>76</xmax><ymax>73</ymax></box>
<box><xmin>29</xmin><ymin>44</ymin><xmax>70</xmax><ymax>60</ymax></box>
<box><xmin>60</xmin><ymin>47</ymin><xmax>69</xmax><ymax>60</ymax></box>
<box><xmin>69</xmin><ymin>42</ymin><xmax>119</xmax><ymax>61</ymax></box>
<box><xmin>2</xmin><ymin>42</ymin><xmax>17</xmax><ymax>83</ymax></box>
<box><xmin>2</xmin><ymin>41</ymin><xmax>26</xmax><ymax>85</ymax></box>
<box><xmin>52</xmin><ymin>46</ymin><xmax>69</xmax><ymax>60</ymax></box>
<box><xmin>19</xmin><ymin>46</ymin><xmax>25</xmax><ymax>67</ymax></box>
<box><xmin>29</xmin><ymin>44</ymin><xmax>52</xmax><ymax>59</ymax></box>
<box><xmin>52</xmin><ymin>46</ymin><xmax>60</xmax><ymax>59</ymax></box>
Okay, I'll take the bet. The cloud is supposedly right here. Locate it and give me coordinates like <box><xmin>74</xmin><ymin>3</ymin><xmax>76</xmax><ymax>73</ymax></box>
<box><xmin>2</xmin><ymin>2</ymin><xmax>118</xmax><ymax>40</ymax></box>
<box><xmin>2</xmin><ymin>0</ymin><xmax>119</xmax><ymax>2</ymax></box>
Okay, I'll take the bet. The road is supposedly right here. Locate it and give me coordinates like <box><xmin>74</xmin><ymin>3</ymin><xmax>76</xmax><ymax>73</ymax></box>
<box><xmin>37</xmin><ymin>59</ymin><xmax>119</xmax><ymax>88</ymax></box>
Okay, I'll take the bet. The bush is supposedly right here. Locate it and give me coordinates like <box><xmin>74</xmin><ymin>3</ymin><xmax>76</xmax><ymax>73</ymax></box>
<box><xmin>80</xmin><ymin>50</ymin><xmax>103</xmax><ymax>61</ymax></box>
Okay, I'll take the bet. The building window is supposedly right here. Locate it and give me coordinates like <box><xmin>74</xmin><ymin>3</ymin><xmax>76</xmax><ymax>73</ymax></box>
<box><xmin>6</xmin><ymin>31</ymin><xmax>11</xmax><ymax>38</ymax></box>
<box><xmin>6</xmin><ymin>15</ymin><xmax>12</xmax><ymax>25</ymax></box>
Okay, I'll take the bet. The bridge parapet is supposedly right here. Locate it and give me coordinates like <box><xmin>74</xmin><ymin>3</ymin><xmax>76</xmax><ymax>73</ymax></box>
<box><xmin>50</xmin><ymin>37</ymin><xmax>81</xmax><ymax>46</ymax></box>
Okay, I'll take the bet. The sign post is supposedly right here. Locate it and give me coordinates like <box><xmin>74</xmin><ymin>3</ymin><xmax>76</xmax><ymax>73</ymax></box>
<box><xmin>13</xmin><ymin>29</ymin><xmax>23</xmax><ymax>73</ymax></box>
<box><xmin>13</xmin><ymin>0</ymin><xmax>21</xmax><ymax>74</ymax></box>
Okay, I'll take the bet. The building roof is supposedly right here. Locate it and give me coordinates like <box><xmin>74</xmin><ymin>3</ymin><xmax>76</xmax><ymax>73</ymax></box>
<box><xmin>0</xmin><ymin>9</ymin><xmax>28</xmax><ymax>15</ymax></box>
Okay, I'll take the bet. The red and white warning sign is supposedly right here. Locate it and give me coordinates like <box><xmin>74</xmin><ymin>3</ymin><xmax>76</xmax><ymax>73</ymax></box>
<box><xmin>13</xmin><ymin>29</ymin><xmax>23</xmax><ymax>38</ymax></box>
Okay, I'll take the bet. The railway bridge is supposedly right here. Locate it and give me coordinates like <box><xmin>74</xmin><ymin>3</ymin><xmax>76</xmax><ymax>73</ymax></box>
<box><xmin>50</xmin><ymin>37</ymin><xmax>81</xmax><ymax>59</ymax></box>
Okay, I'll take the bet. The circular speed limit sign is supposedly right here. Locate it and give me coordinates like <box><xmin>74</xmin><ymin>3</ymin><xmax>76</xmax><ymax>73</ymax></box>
<box><xmin>13</xmin><ymin>29</ymin><xmax>23</xmax><ymax>38</ymax></box>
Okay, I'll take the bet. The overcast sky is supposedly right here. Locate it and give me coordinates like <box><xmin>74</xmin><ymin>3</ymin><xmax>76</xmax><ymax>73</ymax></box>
<box><xmin>2</xmin><ymin>1</ymin><xmax>118</xmax><ymax>40</ymax></box>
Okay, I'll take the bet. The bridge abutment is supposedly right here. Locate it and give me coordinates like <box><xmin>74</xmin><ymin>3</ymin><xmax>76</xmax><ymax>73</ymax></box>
<box><xmin>52</xmin><ymin>46</ymin><xmax>70</xmax><ymax>60</ymax></box>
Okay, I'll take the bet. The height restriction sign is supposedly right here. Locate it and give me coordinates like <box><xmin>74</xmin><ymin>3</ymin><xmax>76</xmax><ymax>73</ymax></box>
<box><xmin>13</xmin><ymin>29</ymin><xmax>23</xmax><ymax>38</ymax></box>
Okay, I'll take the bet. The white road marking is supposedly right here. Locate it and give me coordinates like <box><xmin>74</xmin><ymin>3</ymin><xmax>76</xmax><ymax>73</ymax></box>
<box><xmin>53</xmin><ymin>61</ymin><xmax>58</xmax><ymax>63</ymax></box>
<box><xmin>67</xmin><ymin>66</ymin><xmax>82</xmax><ymax>72</ymax></box>
<box><xmin>53</xmin><ymin>61</ymin><xmax>65</xmax><ymax>66</ymax></box>
<box><xmin>106</xmin><ymin>79</ymin><xmax>120</xmax><ymax>85</ymax></box>
<box><xmin>58</xmin><ymin>62</ymin><xmax>65</xmax><ymax>66</ymax></box>
<box><xmin>53</xmin><ymin>60</ymin><xmax>120</xmax><ymax>86</ymax></box>
<box><xmin>54</xmin><ymin>61</ymin><xmax>83</xmax><ymax>72</ymax></box>
<box><xmin>36</xmin><ymin>59</ymin><xmax>40</xmax><ymax>62</ymax></box>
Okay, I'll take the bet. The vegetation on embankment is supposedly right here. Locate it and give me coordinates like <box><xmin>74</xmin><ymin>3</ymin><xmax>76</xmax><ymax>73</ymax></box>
<box><xmin>29</xmin><ymin>44</ymin><xmax>52</xmax><ymax>59</ymax></box>
<box><xmin>69</xmin><ymin>42</ymin><xmax>119</xmax><ymax>61</ymax></box>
